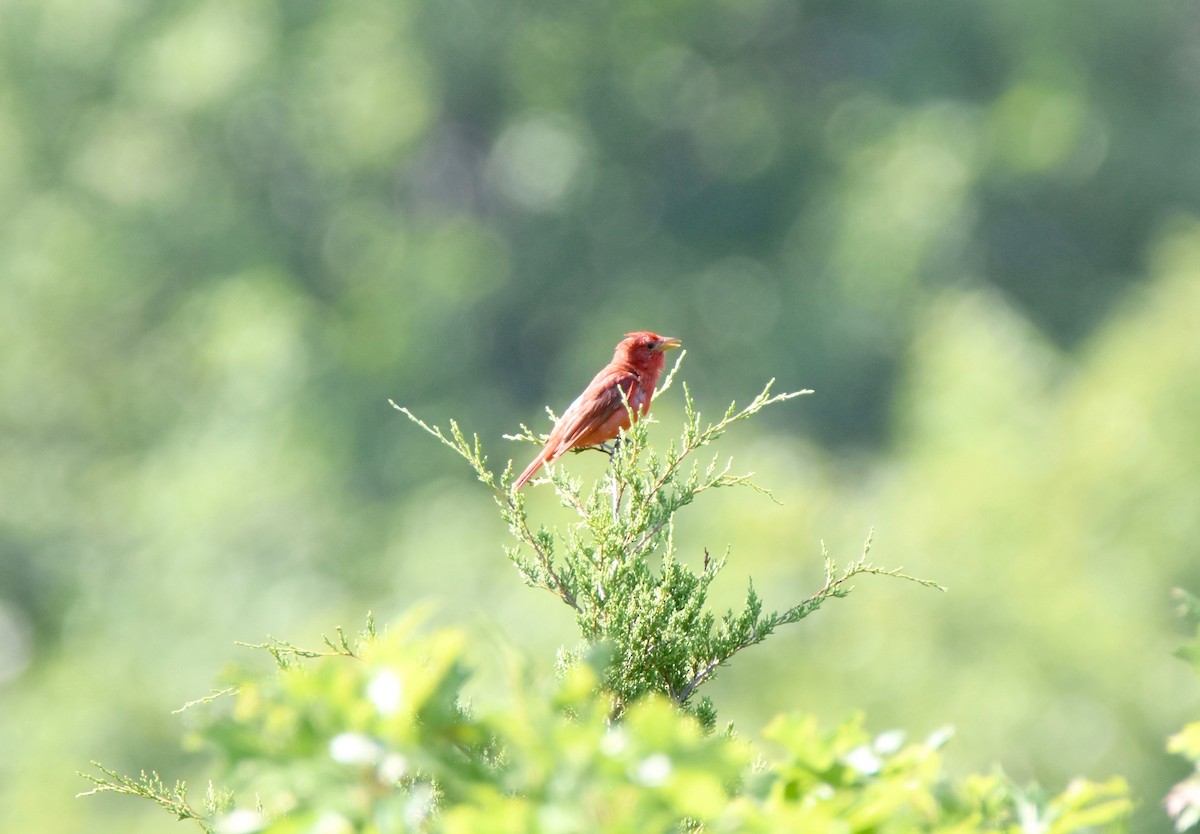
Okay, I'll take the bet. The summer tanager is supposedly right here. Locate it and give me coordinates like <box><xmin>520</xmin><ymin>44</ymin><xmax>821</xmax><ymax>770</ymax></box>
<box><xmin>513</xmin><ymin>331</ymin><xmax>682</xmax><ymax>489</ymax></box>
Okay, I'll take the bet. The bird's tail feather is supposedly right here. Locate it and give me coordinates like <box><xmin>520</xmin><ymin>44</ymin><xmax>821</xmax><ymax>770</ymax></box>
<box><xmin>513</xmin><ymin>453</ymin><xmax>546</xmax><ymax>489</ymax></box>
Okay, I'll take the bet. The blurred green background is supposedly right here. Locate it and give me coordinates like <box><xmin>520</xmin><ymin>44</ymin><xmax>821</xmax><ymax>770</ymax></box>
<box><xmin>2</xmin><ymin>0</ymin><xmax>1199</xmax><ymax>831</ymax></box>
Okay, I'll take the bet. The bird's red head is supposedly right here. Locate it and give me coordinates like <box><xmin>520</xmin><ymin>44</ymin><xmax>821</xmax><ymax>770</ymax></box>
<box><xmin>614</xmin><ymin>331</ymin><xmax>682</xmax><ymax>370</ymax></box>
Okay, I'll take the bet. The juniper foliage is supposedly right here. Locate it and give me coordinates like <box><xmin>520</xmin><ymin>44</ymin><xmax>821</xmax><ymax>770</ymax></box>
<box><xmin>77</xmin><ymin>765</ymin><xmax>231</xmax><ymax>832</ymax></box>
<box><xmin>393</xmin><ymin>356</ymin><xmax>942</xmax><ymax>722</ymax></box>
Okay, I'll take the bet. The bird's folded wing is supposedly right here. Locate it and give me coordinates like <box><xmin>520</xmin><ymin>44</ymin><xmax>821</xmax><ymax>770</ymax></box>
<box><xmin>550</xmin><ymin>370</ymin><xmax>636</xmax><ymax>457</ymax></box>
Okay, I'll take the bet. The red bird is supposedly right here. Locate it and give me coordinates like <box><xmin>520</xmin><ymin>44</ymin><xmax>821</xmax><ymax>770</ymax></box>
<box><xmin>513</xmin><ymin>331</ymin><xmax>682</xmax><ymax>489</ymax></box>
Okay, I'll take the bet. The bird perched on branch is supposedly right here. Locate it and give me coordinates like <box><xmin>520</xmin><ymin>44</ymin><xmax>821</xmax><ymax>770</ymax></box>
<box><xmin>513</xmin><ymin>331</ymin><xmax>682</xmax><ymax>489</ymax></box>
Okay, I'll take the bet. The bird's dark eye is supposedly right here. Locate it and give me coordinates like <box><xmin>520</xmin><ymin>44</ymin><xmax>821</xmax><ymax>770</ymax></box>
<box><xmin>644</xmin><ymin>339</ymin><xmax>658</xmax><ymax>349</ymax></box>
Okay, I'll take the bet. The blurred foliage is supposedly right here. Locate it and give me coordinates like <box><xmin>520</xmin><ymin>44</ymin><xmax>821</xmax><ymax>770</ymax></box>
<box><xmin>2</xmin><ymin>0</ymin><xmax>1200</xmax><ymax>831</ymax></box>
<box><xmin>83</xmin><ymin>617</ymin><xmax>1132</xmax><ymax>834</ymax></box>
<box><xmin>1168</xmin><ymin>589</ymin><xmax>1200</xmax><ymax>832</ymax></box>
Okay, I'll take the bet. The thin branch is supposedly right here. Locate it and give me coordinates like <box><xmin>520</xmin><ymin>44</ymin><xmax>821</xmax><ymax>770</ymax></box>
<box><xmin>676</xmin><ymin>658</ymin><xmax>721</xmax><ymax>703</ymax></box>
<box><xmin>173</xmin><ymin>688</ymin><xmax>237</xmax><ymax>715</ymax></box>
<box><xmin>671</xmin><ymin>539</ymin><xmax>945</xmax><ymax>705</ymax></box>
<box><xmin>504</xmin><ymin>496</ymin><xmax>581</xmax><ymax>612</ymax></box>
<box><xmin>78</xmin><ymin>765</ymin><xmax>212</xmax><ymax>831</ymax></box>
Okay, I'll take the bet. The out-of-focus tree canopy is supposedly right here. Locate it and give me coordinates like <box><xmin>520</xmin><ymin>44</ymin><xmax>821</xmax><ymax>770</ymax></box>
<box><xmin>1</xmin><ymin>0</ymin><xmax>1198</xmax><ymax>831</ymax></box>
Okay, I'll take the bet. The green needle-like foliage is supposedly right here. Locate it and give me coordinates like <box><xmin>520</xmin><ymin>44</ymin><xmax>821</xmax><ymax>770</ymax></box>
<box><xmin>77</xmin><ymin>765</ymin><xmax>230</xmax><ymax>832</ymax></box>
<box><xmin>393</xmin><ymin>357</ymin><xmax>942</xmax><ymax>722</ymax></box>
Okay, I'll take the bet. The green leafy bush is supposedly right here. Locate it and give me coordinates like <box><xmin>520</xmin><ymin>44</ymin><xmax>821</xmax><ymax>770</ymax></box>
<box><xmin>81</xmin><ymin>616</ymin><xmax>1131</xmax><ymax>834</ymax></box>
<box><xmin>80</xmin><ymin>374</ymin><xmax>1133</xmax><ymax>832</ymax></box>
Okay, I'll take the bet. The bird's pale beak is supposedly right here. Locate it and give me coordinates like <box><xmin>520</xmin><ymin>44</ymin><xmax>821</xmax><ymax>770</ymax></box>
<box><xmin>658</xmin><ymin>337</ymin><xmax>682</xmax><ymax>351</ymax></box>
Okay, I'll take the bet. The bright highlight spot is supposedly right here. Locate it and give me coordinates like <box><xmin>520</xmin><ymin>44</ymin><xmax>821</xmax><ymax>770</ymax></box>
<box><xmin>635</xmin><ymin>753</ymin><xmax>673</xmax><ymax>787</ymax></box>
<box><xmin>216</xmin><ymin>809</ymin><xmax>266</xmax><ymax>834</ymax></box>
<box><xmin>329</xmin><ymin>732</ymin><xmax>383</xmax><ymax>765</ymax></box>
<box><xmin>600</xmin><ymin>727</ymin><xmax>629</xmax><ymax>756</ymax></box>
<box><xmin>379</xmin><ymin>753</ymin><xmax>409</xmax><ymax>783</ymax></box>
<box><xmin>367</xmin><ymin>668</ymin><xmax>403</xmax><ymax>715</ymax></box>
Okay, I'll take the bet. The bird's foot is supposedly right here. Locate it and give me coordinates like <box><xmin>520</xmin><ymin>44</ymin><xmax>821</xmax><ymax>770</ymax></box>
<box><xmin>596</xmin><ymin>437</ymin><xmax>625</xmax><ymax>458</ymax></box>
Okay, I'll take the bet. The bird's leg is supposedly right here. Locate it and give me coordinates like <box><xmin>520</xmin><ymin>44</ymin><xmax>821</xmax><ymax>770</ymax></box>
<box><xmin>571</xmin><ymin>441</ymin><xmax>617</xmax><ymax>458</ymax></box>
<box><xmin>591</xmin><ymin>437</ymin><xmax>623</xmax><ymax>456</ymax></box>
<box><xmin>600</xmin><ymin>436</ymin><xmax>628</xmax><ymax>456</ymax></box>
